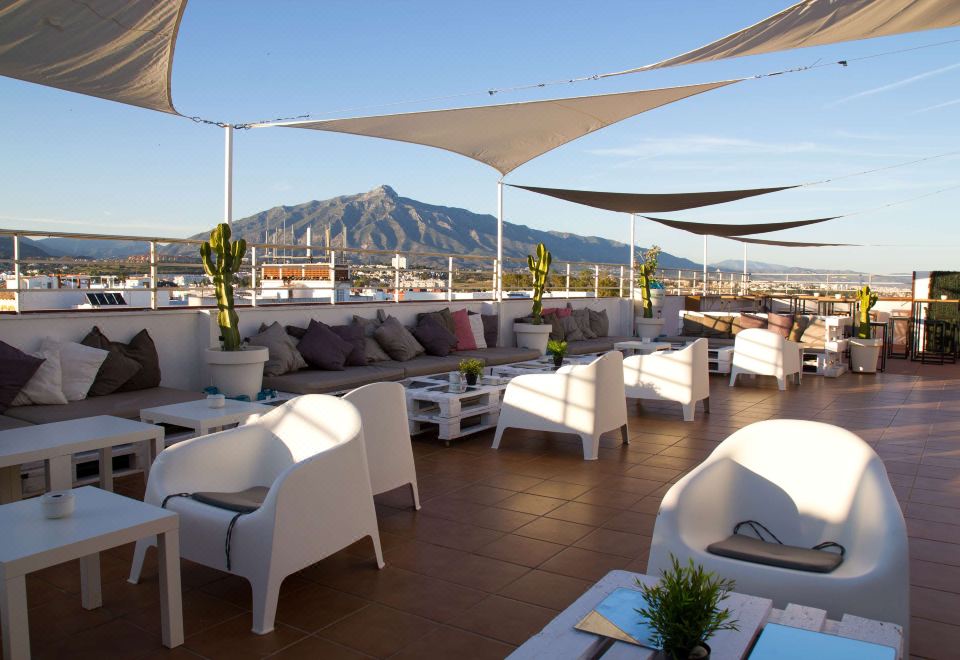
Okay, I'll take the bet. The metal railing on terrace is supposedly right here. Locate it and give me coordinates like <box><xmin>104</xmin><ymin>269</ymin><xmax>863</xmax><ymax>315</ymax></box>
<box><xmin>0</xmin><ymin>228</ymin><xmax>912</xmax><ymax>313</ymax></box>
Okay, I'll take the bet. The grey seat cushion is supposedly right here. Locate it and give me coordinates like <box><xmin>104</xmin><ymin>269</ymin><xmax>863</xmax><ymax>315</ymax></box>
<box><xmin>456</xmin><ymin>347</ymin><xmax>540</xmax><ymax>365</ymax></box>
<box><xmin>192</xmin><ymin>486</ymin><xmax>269</xmax><ymax>514</ymax></box>
<box><xmin>263</xmin><ymin>364</ymin><xmax>405</xmax><ymax>394</ymax></box>
<box><xmin>707</xmin><ymin>534</ymin><xmax>843</xmax><ymax>573</ymax></box>
<box><xmin>396</xmin><ymin>355</ymin><xmax>464</xmax><ymax>378</ymax></box>
<box><xmin>4</xmin><ymin>387</ymin><xmax>205</xmax><ymax>424</ymax></box>
<box><xmin>0</xmin><ymin>414</ymin><xmax>32</xmax><ymax>430</ymax></box>
<box><xmin>566</xmin><ymin>338</ymin><xmax>616</xmax><ymax>355</ymax></box>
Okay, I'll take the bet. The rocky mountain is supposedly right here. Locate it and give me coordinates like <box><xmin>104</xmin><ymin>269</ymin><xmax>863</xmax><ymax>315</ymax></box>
<box><xmin>32</xmin><ymin>237</ymin><xmax>150</xmax><ymax>259</ymax></box>
<box><xmin>165</xmin><ymin>185</ymin><xmax>701</xmax><ymax>269</ymax></box>
<box><xmin>0</xmin><ymin>237</ymin><xmax>51</xmax><ymax>260</ymax></box>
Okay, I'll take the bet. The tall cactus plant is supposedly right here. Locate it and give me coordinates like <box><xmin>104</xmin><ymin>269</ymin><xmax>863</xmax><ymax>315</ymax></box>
<box><xmin>637</xmin><ymin>245</ymin><xmax>661</xmax><ymax>319</ymax></box>
<box><xmin>200</xmin><ymin>223</ymin><xmax>247</xmax><ymax>351</ymax></box>
<box><xmin>527</xmin><ymin>242</ymin><xmax>552</xmax><ymax>324</ymax></box>
<box><xmin>855</xmin><ymin>285</ymin><xmax>879</xmax><ymax>340</ymax></box>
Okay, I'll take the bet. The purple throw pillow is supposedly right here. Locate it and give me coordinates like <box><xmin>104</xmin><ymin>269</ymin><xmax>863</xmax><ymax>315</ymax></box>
<box><xmin>413</xmin><ymin>317</ymin><xmax>458</xmax><ymax>357</ymax></box>
<box><xmin>297</xmin><ymin>320</ymin><xmax>353</xmax><ymax>371</ymax></box>
<box><xmin>330</xmin><ymin>324</ymin><xmax>367</xmax><ymax>366</ymax></box>
<box><xmin>0</xmin><ymin>340</ymin><xmax>44</xmax><ymax>412</ymax></box>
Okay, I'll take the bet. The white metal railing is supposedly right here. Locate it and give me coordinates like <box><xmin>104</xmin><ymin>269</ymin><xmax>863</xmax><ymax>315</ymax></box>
<box><xmin>0</xmin><ymin>228</ymin><xmax>912</xmax><ymax>313</ymax></box>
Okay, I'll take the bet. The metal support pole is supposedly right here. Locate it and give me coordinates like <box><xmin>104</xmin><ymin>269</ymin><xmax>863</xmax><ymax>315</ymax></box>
<box><xmin>12</xmin><ymin>234</ymin><xmax>20</xmax><ymax>313</ymax></box>
<box><xmin>565</xmin><ymin>264</ymin><xmax>571</xmax><ymax>295</ymax></box>
<box><xmin>330</xmin><ymin>250</ymin><xmax>336</xmax><ymax>305</ymax></box>
<box><xmin>149</xmin><ymin>241</ymin><xmax>158</xmax><ymax>310</ymax></box>
<box><xmin>306</xmin><ymin>227</ymin><xmax>312</xmax><ymax>259</ymax></box>
<box><xmin>629</xmin><ymin>213</ymin><xmax>636</xmax><ymax>336</ymax></box>
<box><xmin>492</xmin><ymin>259</ymin><xmax>498</xmax><ymax>297</ymax></box>
<box><xmin>250</xmin><ymin>247</ymin><xmax>258</xmax><ymax>307</ymax></box>
<box><xmin>447</xmin><ymin>256</ymin><xmax>454</xmax><ymax>302</ymax></box>
<box><xmin>702</xmin><ymin>235</ymin><xmax>708</xmax><ymax>297</ymax></box>
<box><xmin>619</xmin><ymin>265</ymin><xmax>624</xmax><ymax>298</ymax></box>
<box><xmin>594</xmin><ymin>265</ymin><xmax>600</xmax><ymax>298</ymax></box>
<box><xmin>394</xmin><ymin>253</ymin><xmax>401</xmax><ymax>303</ymax></box>
<box><xmin>496</xmin><ymin>179</ymin><xmax>504</xmax><ymax>302</ymax></box>
<box><xmin>224</xmin><ymin>125</ymin><xmax>233</xmax><ymax>227</ymax></box>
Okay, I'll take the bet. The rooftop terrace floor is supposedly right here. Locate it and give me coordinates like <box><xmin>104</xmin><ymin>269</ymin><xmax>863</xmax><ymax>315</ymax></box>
<box><xmin>7</xmin><ymin>360</ymin><xmax>960</xmax><ymax>660</ymax></box>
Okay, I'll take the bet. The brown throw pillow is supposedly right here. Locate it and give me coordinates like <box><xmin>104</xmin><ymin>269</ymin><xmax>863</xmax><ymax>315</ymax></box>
<box><xmin>412</xmin><ymin>317</ymin><xmax>458</xmax><ymax>357</ymax></box>
<box><xmin>116</xmin><ymin>329</ymin><xmax>162</xmax><ymax>392</ymax></box>
<box><xmin>250</xmin><ymin>322</ymin><xmax>308</xmax><ymax>377</ymax></box>
<box><xmin>588</xmin><ymin>309</ymin><xmax>609</xmax><ymax>337</ymax></box>
<box><xmin>297</xmin><ymin>320</ymin><xmax>353</xmax><ymax>370</ymax></box>
<box><xmin>82</xmin><ymin>327</ymin><xmax>143</xmax><ymax>396</ymax></box>
<box><xmin>683</xmin><ymin>316</ymin><xmax>705</xmax><ymax>337</ymax></box>
<box><xmin>352</xmin><ymin>315</ymin><xmax>392</xmax><ymax>362</ymax></box>
<box><xmin>766</xmin><ymin>314</ymin><xmax>794</xmax><ymax>338</ymax></box>
<box><xmin>789</xmin><ymin>316</ymin><xmax>811</xmax><ymax>343</ymax></box>
<box><xmin>571</xmin><ymin>308</ymin><xmax>596</xmax><ymax>339</ymax></box>
<box><xmin>560</xmin><ymin>315</ymin><xmax>585</xmax><ymax>341</ymax></box>
<box><xmin>546</xmin><ymin>313</ymin><xmax>565</xmax><ymax>341</ymax></box>
<box><xmin>800</xmin><ymin>318</ymin><xmax>828</xmax><ymax>348</ymax></box>
<box><xmin>417</xmin><ymin>308</ymin><xmax>456</xmax><ymax>335</ymax></box>
<box><xmin>0</xmin><ymin>340</ymin><xmax>44</xmax><ymax>412</ymax></box>
<box><xmin>481</xmin><ymin>314</ymin><xmax>499</xmax><ymax>347</ymax></box>
<box><xmin>330</xmin><ymin>324</ymin><xmax>367</xmax><ymax>366</ymax></box>
<box><xmin>732</xmin><ymin>314</ymin><xmax>767</xmax><ymax>335</ymax></box>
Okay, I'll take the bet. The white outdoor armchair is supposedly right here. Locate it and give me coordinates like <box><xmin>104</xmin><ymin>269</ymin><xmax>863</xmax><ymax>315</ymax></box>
<box><xmin>343</xmin><ymin>381</ymin><xmax>420</xmax><ymax>509</ymax></box>
<box><xmin>647</xmin><ymin>419</ymin><xmax>909</xmax><ymax>639</ymax></box>
<box><xmin>624</xmin><ymin>338</ymin><xmax>710</xmax><ymax>421</ymax></box>
<box><xmin>493</xmin><ymin>351</ymin><xmax>629</xmax><ymax>460</ymax></box>
<box><xmin>729</xmin><ymin>327</ymin><xmax>802</xmax><ymax>390</ymax></box>
<box><xmin>128</xmin><ymin>395</ymin><xmax>384</xmax><ymax>634</ymax></box>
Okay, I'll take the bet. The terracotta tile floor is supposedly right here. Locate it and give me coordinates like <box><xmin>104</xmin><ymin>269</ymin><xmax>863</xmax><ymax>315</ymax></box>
<box><xmin>6</xmin><ymin>360</ymin><xmax>960</xmax><ymax>659</ymax></box>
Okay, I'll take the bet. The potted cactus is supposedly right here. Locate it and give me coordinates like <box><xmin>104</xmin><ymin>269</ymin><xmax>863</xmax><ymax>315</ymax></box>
<box><xmin>201</xmin><ymin>223</ymin><xmax>268</xmax><ymax>399</ymax></box>
<box><xmin>850</xmin><ymin>285</ymin><xmax>881</xmax><ymax>373</ymax></box>
<box><xmin>513</xmin><ymin>242</ymin><xmax>553</xmax><ymax>355</ymax></box>
<box><xmin>635</xmin><ymin>246</ymin><xmax>665</xmax><ymax>339</ymax></box>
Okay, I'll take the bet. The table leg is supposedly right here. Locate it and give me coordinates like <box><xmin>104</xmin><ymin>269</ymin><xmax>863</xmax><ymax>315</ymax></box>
<box><xmin>98</xmin><ymin>447</ymin><xmax>114</xmax><ymax>492</ymax></box>
<box><xmin>80</xmin><ymin>553</ymin><xmax>102</xmax><ymax>609</ymax></box>
<box><xmin>46</xmin><ymin>455</ymin><xmax>72</xmax><ymax>491</ymax></box>
<box><xmin>1</xmin><ymin>575</ymin><xmax>29</xmax><ymax>660</ymax></box>
<box><xmin>157</xmin><ymin>528</ymin><xmax>184</xmax><ymax>648</ymax></box>
<box><xmin>0</xmin><ymin>465</ymin><xmax>22</xmax><ymax>504</ymax></box>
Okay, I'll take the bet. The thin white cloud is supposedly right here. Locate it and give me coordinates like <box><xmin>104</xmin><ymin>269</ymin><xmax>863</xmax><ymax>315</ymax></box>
<box><xmin>0</xmin><ymin>215</ymin><xmax>175</xmax><ymax>233</ymax></box>
<box><xmin>911</xmin><ymin>97</ymin><xmax>960</xmax><ymax>114</ymax></box>
<box><xmin>828</xmin><ymin>61</ymin><xmax>960</xmax><ymax>107</ymax></box>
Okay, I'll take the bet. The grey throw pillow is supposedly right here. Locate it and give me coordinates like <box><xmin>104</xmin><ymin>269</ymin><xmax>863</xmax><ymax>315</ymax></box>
<box><xmin>297</xmin><ymin>320</ymin><xmax>353</xmax><ymax>371</ymax></box>
<box><xmin>251</xmin><ymin>322</ymin><xmax>307</xmax><ymax>376</ymax></box>
<box><xmin>546</xmin><ymin>314</ymin><xmax>565</xmax><ymax>341</ymax></box>
<box><xmin>374</xmin><ymin>316</ymin><xmax>426</xmax><ymax>362</ymax></box>
<box><xmin>571</xmin><ymin>308</ymin><xmax>596</xmax><ymax>339</ymax></box>
<box><xmin>588</xmin><ymin>309</ymin><xmax>609</xmax><ymax>337</ymax></box>
<box><xmin>560</xmin><ymin>315</ymin><xmax>584</xmax><ymax>342</ymax></box>
<box><xmin>412</xmin><ymin>317</ymin><xmax>457</xmax><ymax>357</ymax></box>
<box><xmin>417</xmin><ymin>308</ymin><xmax>456</xmax><ymax>336</ymax></box>
<box><xmin>352</xmin><ymin>315</ymin><xmax>392</xmax><ymax>362</ymax></box>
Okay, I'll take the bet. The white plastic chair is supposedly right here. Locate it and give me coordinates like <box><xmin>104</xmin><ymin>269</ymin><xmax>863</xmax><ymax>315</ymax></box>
<box><xmin>128</xmin><ymin>395</ymin><xmax>384</xmax><ymax>634</ymax></box>
<box><xmin>492</xmin><ymin>351</ymin><xmax>628</xmax><ymax>460</ymax></box>
<box><xmin>343</xmin><ymin>382</ymin><xmax>420</xmax><ymax>509</ymax></box>
<box><xmin>729</xmin><ymin>327</ymin><xmax>802</xmax><ymax>390</ymax></box>
<box><xmin>624</xmin><ymin>338</ymin><xmax>710</xmax><ymax>421</ymax></box>
<box><xmin>647</xmin><ymin>419</ymin><xmax>909</xmax><ymax>640</ymax></box>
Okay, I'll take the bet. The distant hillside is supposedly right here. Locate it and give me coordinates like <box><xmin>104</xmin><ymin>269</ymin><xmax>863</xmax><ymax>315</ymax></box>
<box><xmin>0</xmin><ymin>237</ymin><xmax>50</xmax><ymax>260</ymax></box>
<box><xmin>33</xmin><ymin>237</ymin><xmax>150</xmax><ymax>259</ymax></box>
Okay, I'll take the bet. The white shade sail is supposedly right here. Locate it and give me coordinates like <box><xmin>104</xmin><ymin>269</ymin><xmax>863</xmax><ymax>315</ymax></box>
<box><xmin>274</xmin><ymin>80</ymin><xmax>739</xmax><ymax>175</ymax></box>
<box><xmin>0</xmin><ymin>0</ymin><xmax>186</xmax><ymax>114</ymax></box>
<box><xmin>620</xmin><ymin>0</ymin><xmax>960</xmax><ymax>74</ymax></box>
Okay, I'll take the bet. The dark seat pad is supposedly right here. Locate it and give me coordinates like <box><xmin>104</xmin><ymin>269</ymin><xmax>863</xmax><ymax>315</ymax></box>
<box><xmin>707</xmin><ymin>534</ymin><xmax>843</xmax><ymax>573</ymax></box>
<box><xmin>191</xmin><ymin>486</ymin><xmax>270</xmax><ymax>514</ymax></box>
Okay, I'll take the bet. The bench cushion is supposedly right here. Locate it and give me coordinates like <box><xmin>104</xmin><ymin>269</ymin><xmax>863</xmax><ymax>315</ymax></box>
<box><xmin>0</xmin><ymin>414</ymin><xmax>32</xmax><ymax>431</ymax></box>
<box><xmin>397</xmin><ymin>355</ymin><xmax>464</xmax><ymax>378</ymax></box>
<box><xmin>456</xmin><ymin>347</ymin><xmax>541</xmax><ymax>366</ymax></box>
<box><xmin>4</xmin><ymin>387</ymin><xmax>204</xmax><ymax>424</ymax></box>
<box><xmin>263</xmin><ymin>364</ymin><xmax>405</xmax><ymax>394</ymax></box>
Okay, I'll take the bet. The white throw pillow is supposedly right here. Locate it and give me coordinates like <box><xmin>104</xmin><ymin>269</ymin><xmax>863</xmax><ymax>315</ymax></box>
<box><xmin>468</xmin><ymin>314</ymin><xmax>487</xmax><ymax>349</ymax></box>
<box><xmin>44</xmin><ymin>339</ymin><xmax>108</xmax><ymax>401</ymax></box>
<box><xmin>11</xmin><ymin>343</ymin><xmax>68</xmax><ymax>406</ymax></box>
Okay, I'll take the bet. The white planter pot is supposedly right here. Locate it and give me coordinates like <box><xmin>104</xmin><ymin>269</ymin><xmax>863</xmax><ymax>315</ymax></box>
<box><xmin>635</xmin><ymin>317</ymin><xmax>665</xmax><ymax>340</ymax></box>
<box><xmin>513</xmin><ymin>323</ymin><xmax>552</xmax><ymax>355</ymax></box>
<box><xmin>850</xmin><ymin>338</ymin><xmax>882</xmax><ymax>374</ymax></box>
<box><xmin>205</xmin><ymin>346</ymin><xmax>269</xmax><ymax>399</ymax></box>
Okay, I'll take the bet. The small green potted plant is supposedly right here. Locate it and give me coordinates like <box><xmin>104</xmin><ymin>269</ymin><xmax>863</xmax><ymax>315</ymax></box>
<box><xmin>458</xmin><ymin>358</ymin><xmax>484</xmax><ymax>386</ymax></box>
<box><xmin>635</xmin><ymin>245</ymin><xmax>665</xmax><ymax>339</ymax></box>
<box><xmin>850</xmin><ymin>285</ymin><xmax>881</xmax><ymax>373</ymax></box>
<box><xmin>514</xmin><ymin>242</ymin><xmax>553</xmax><ymax>355</ymax></box>
<box><xmin>636</xmin><ymin>555</ymin><xmax>739</xmax><ymax>660</ymax></box>
<box><xmin>546</xmin><ymin>339</ymin><xmax>568</xmax><ymax>369</ymax></box>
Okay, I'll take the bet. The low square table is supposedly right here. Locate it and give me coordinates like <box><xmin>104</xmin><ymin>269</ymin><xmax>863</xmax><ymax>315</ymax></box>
<box><xmin>140</xmin><ymin>398</ymin><xmax>276</xmax><ymax>439</ymax></box>
<box><xmin>613</xmin><ymin>340</ymin><xmax>672</xmax><ymax>355</ymax></box>
<box><xmin>402</xmin><ymin>374</ymin><xmax>508</xmax><ymax>446</ymax></box>
<box><xmin>0</xmin><ymin>416</ymin><xmax>165</xmax><ymax>504</ymax></box>
<box><xmin>0</xmin><ymin>487</ymin><xmax>183</xmax><ymax>659</ymax></box>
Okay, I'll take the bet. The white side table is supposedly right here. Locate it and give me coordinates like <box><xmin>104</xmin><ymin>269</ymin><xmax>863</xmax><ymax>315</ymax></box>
<box><xmin>0</xmin><ymin>416</ymin><xmax>165</xmax><ymax>504</ymax></box>
<box><xmin>614</xmin><ymin>341</ymin><xmax>672</xmax><ymax>355</ymax></box>
<box><xmin>140</xmin><ymin>399</ymin><xmax>276</xmax><ymax>439</ymax></box>
<box><xmin>0</xmin><ymin>487</ymin><xmax>183</xmax><ymax>659</ymax></box>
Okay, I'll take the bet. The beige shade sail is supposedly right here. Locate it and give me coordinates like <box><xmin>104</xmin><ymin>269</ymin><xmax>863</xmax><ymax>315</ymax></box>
<box><xmin>728</xmin><ymin>235</ymin><xmax>855</xmax><ymax>247</ymax></box>
<box><xmin>509</xmin><ymin>183</ymin><xmax>795</xmax><ymax>213</ymax></box>
<box><xmin>273</xmin><ymin>80</ymin><xmax>740</xmax><ymax>175</ymax></box>
<box><xmin>619</xmin><ymin>0</ymin><xmax>960</xmax><ymax>75</ymax></box>
<box><xmin>642</xmin><ymin>215</ymin><xmax>838</xmax><ymax>236</ymax></box>
<box><xmin>0</xmin><ymin>0</ymin><xmax>186</xmax><ymax>114</ymax></box>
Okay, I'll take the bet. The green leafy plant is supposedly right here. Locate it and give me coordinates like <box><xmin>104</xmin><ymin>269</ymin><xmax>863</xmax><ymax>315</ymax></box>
<box><xmin>527</xmin><ymin>242</ymin><xmax>552</xmax><ymax>324</ymax></box>
<box><xmin>200</xmin><ymin>223</ymin><xmax>247</xmax><ymax>351</ymax></box>
<box><xmin>546</xmin><ymin>339</ymin><xmax>568</xmax><ymax>357</ymax></box>
<box><xmin>458</xmin><ymin>358</ymin><xmax>484</xmax><ymax>377</ymax></box>
<box><xmin>637</xmin><ymin>245</ymin><xmax>661</xmax><ymax>319</ymax></box>
<box><xmin>636</xmin><ymin>555</ymin><xmax>738</xmax><ymax>660</ymax></box>
<box><xmin>855</xmin><ymin>285</ymin><xmax>879</xmax><ymax>340</ymax></box>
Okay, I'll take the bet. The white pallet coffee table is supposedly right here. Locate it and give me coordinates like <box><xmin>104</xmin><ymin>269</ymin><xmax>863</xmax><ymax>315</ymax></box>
<box><xmin>708</xmin><ymin>345</ymin><xmax>735</xmax><ymax>374</ymax></box>
<box><xmin>402</xmin><ymin>375</ymin><xmax>508</xmax><ymax>446</ymax></box>
<box><xmin>613</xmin><ymin>340</ymin><xmax>672</xmax><ymax>355</ymax></box>
<box><xmin>140</xmin><ymin>398</ymin><xmax>276</xmax><ymax>440</ymax></box>
<box><xmin>511</xmin><ymin>570</ymin><xmax>902</xmax><ymax>659</ymax></box>
<box><xmin>488</xmin><ymin>354</ymin><xmax>598</xmax><ymax>379</ymax></box>
<box><xmin>0</xmin><ymin>487</ymin><xmax>183</xmax><ymax>659</ymax></box>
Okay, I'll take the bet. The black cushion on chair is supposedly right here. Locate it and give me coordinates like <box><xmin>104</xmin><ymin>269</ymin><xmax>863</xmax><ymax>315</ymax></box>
<box><xmin>707</xmin><ymin>534</ymin><xmax>843</xmax><ymax>573</ymax></box>
<box><xmin>191</xmin><ymin>486</ymin><xmax>270</xmax><ymax>514</ymax></box>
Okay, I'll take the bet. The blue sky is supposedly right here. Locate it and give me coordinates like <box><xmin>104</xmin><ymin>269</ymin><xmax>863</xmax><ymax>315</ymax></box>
<box><xmin>2</xmin><ymin>0</ymin><xmax>959</xmax><ymax>274</ymax></box>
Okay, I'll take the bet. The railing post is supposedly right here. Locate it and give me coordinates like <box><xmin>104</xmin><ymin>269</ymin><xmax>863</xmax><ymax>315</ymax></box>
<box><xmin>250</xmin><ymin>247</ymin><xmax>258</xmax><ymax>307</ymax></box>
<box><xmin>330</xmin><ymin>250</ymin><xmax>336</xmax><ymax>305</ymax></box>
<box><xmin>394</xmin><ymin>253</ymin><xmax>401</xmax><ymax>303</ymax></box>
<box><xmin>149</xmin><ymin>241</ymin><xmax>157</xmax><ymax>310</ymax></box>
<box><xmin>594</xmin><ymin>265</ymin><xmax>599</xmax><ymax>298</ymax></box>
<box><xmin>447</xmin><ymin>256</ymin><xmax>454</xmax><ymax>302</ymax></box>
<box><xmin>565</xmin><ymin>264</ymin><xmax>570</xmax><ymax>295</ymax></box>
<box><xmin>619</xmin><ymin>265</ymin><xmax>624</xmax><ymax>298</ymax></box>
<box><xmin>12</xmin><ymin>233</ymin><xmax>21</xmax><ymax>313</ymax></box>
<box><xmin>677</xmin><ymin>270</ymin><xmax>682</xmax><ymax>296</ymax></box>
<box><xmin>492</xmin><ymin>259</ymin><xmax>498</xmax><ymax>298</ymax></box>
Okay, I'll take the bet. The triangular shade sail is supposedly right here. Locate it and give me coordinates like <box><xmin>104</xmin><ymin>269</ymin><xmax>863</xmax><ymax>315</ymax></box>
<box><xmin>728</xmin><ymin>235</ymin><xmax>855</xmax><ymax>247</ymax></box>
<box><xmin>274</xmin><ymin>80</ymin><xmax>740</xmax><ymax>175</ymax></box>
<box><xmin>0</xmin><ymin>0</ymin><xmax>185</xmax><ymax>114</ymax></box>
<box><xmin>626</xmin><ymin>0</ymin><xmax>960</xmax><ymax>74</ymax></box>
<box><xmin>642</xmin><ymin>215</ymin><xmax>838</xmax><ymax>236</ymax></box>
<box><xmin>509</xmin><ymin>183</ymin><xmax>795</xmax><ymax>213</ymax></box>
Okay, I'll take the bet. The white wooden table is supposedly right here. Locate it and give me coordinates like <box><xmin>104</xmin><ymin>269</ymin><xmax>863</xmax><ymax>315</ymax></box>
<box><xmin>0</xmin><ymin>487</ymin><xmax>183</xmax><ymax>659</ymax></box>
<box><xmin>614</xmin><ymin>340</ymin><xmax>672</xmax><ymax>355</ymax></box>
<box><xmin>402</xmin><ymin>375</ymin><xmax>508</xmax><ymax>445</ymax></box>
<box><xmin>510</xmin><ymin>570</ymin><xmax>903</xmax><ymax>659</ymax></box>
<box><xmin>140</xmin><ymin>399</ymin><xmax>275</xmax><ymax>439</ymax></box>
<box><xmin>0</xmin><ymin>416</ymin><xmax>165</xmax><ymax>504</ymax></box>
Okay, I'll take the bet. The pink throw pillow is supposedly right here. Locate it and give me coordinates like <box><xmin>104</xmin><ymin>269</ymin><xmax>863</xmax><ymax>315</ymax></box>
<box><xmin>451</xmin><ymin>309</ymin><xmax>477</xmax><ymax>350</ymax></box>
<box><xmin>542</xmin><ymin>307</ymin><xmax>572</xmax><ymax>318</ymax></box>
